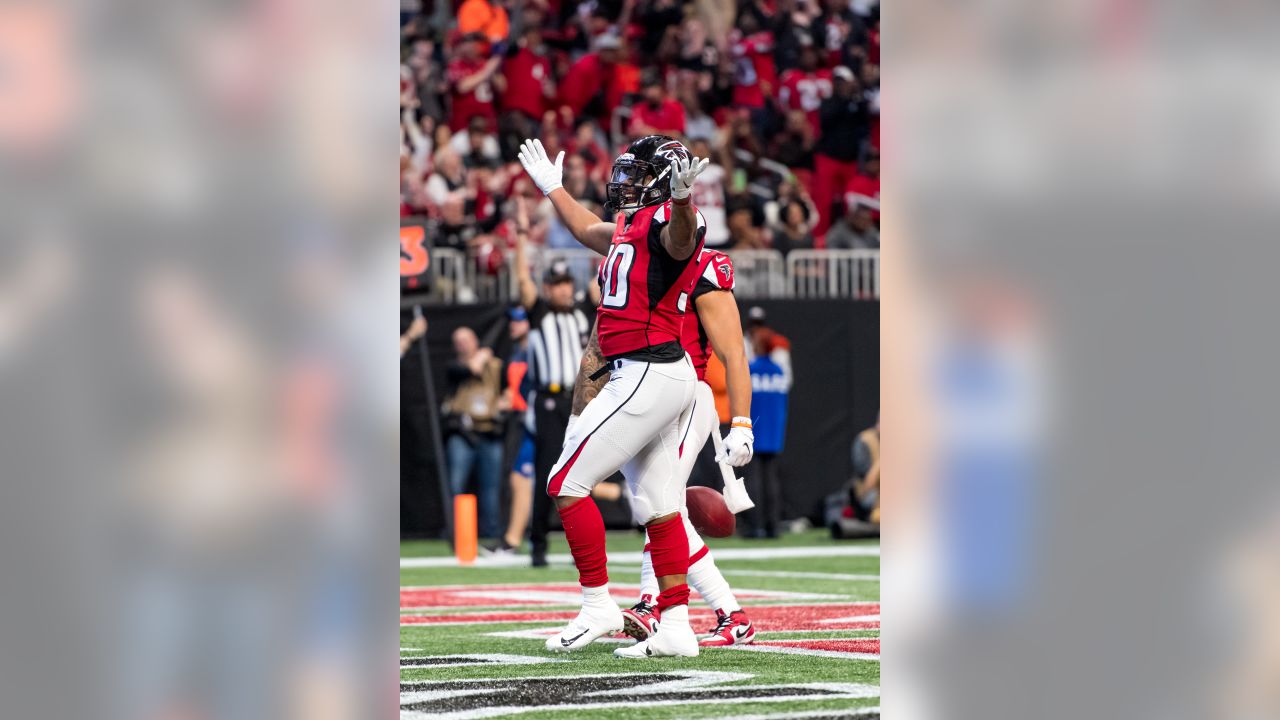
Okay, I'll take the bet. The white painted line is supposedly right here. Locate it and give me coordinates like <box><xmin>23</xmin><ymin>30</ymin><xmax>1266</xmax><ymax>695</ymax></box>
<box><xmin>608</xmin><ymin>566</ymin><xmax>880</xmax><ymax>582</ymax></box>
<box><xmin>401</xmin><ymin>544</ymin><xmax>879</xmax><ymax>569</ymax></box>
<box><xmin>400</xmin><ymin>653</ymin><xmax>568</xmax><ymax>668</ymax></box>
<box><xmin>722</xmin><ymin>643</ymin><xmax>880</xmax><ymax>662</ymax></box>
<box><xmin>726</xmin><ymin>707</ymin><xmax>881</xmax><ymax>719</ymax></box>
<box><xmin>722</xmin><ymin>569</ymin><xmax>880</xmax><ymax>582</ymax></box>
<box><xmin>485</xmin><ymin>626</ymin><xmax>631</xmax><ymax>643</ymax></box>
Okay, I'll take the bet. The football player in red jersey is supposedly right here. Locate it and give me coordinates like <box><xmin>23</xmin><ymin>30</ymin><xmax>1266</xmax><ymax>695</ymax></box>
<box><xmin>566</xmin><ymin>247</ymin><xmax>759</xmax><ymax>652</ymax></box>
<box><xmin>518</xmin><ymin>135</ymin><xmax>743</xmax><ymax>657</ymax></box>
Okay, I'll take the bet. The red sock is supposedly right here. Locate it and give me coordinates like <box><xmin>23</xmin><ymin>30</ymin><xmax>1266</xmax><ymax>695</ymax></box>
<box><xmin>657</xmin><ymin>584</ymin><xmax>690</xmax><ymax>611</ymax></box>
<box><xmin>647</xmin><ymin>515</ymin><xmax>690</xmax><ymax>578</ymax></box>
<box><xmin>557</xmin><ymin>497</ymin><xmax>608</xmax><ymax>588</ymax></box>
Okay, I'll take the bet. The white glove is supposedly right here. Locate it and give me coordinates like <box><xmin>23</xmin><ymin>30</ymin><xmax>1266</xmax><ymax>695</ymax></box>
<box><xmin>517</xmin><ymin>138</ymin><xmax>564</xmax><ymax>195</ymax></box>
<box><xmin>722</xmin><ymin>474</ymin><xmax>755</xmax><ymax>514</ymax></box>
<box><xmin>716</xmin><ymin>417</ymin><xmax>754</xmax><ymax>467</ymax></box>
<box><xmin>669</xmin><ymin>155</ymin><xmax>710</xmax><ymax>200</ymax></box>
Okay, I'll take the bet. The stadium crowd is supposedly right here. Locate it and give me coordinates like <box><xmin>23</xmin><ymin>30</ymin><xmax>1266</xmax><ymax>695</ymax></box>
<box><xmin>400</xmin><ymin>0</ymin><xmax>881</xmax><ymax>270</ymax></box>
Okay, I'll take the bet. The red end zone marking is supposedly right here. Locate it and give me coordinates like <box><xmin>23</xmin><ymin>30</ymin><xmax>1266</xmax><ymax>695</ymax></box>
<box><xmin>401</xmin><ymin>584</ymin><xmax>833</xmax><ymax>610</ymax></box>
<box><xmin>402</xmin><ymin>603</ymin><xmax>879</xmax><ymax>631</ymax></box>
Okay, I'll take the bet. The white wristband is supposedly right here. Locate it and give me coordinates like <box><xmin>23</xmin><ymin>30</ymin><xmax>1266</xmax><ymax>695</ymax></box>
<box><xmin>730</xmin><ymin>416</ymin><xmax>752</xmax><ymax>428</ymax></box>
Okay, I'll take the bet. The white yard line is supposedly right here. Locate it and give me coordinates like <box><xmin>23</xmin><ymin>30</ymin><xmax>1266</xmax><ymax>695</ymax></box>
<box><xmin>401</xmin><ymin>544</ymin><xmax>879</xmax><ymax>569</ymax></box>
<box><xmin>606</xmin><ymin>565</ymin><xmax>880</xmax><ymax>582</ymax></box>
<box><xmin>724</xmin><ymin>643</ymin><xmax>881</xmax><ymax>662</ymax></box>
<box><xmin>726</xmin><ymin>708</ymin><xmax>881</xmax><ymax>719</ymax></box>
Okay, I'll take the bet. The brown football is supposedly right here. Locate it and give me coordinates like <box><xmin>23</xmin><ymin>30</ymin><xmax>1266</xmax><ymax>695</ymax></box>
<box><xmin>686</xmin><ymin>486</ymin><xmax>736</xmax><ymax>538</ymax></box>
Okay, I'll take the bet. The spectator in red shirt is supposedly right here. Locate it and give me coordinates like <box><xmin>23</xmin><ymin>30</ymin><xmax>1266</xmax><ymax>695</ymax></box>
<box><xmin>557</xmin><ymin>33</ymin><xmax>625</xmax><ymax>123</ymax></box>
<box><xmin>844</xmin><ymin>149</ymin><xmax>879</xmax><ymax>222</ymax></box>
<box><xmin>729</xmin><ymin>13</ymin><xmax>777</xmax><ymax>114</ymax></box>
<box><xmin>812</xmin><ymin>66</ymin><xmax>870</xmax><ymax>240</ymax></box>
<box><xmin>447</xmin><ymin>33</ymin><xmax>502</xmax><ymax>132</ymax></box>
<box><xmin>628</xmin><ymin>75</ymin><xmax>686</xmax><ymax>138</ymax></box>
<box><xmin>496</xmin><ymin>20</ymin><xmax>553</xmax><ymax>159</ymax></box>
<box><xmin>777</xmin><ymin>45</ymin><xmax>834</xmax><ymax>137</ymax></box>
<box><xmin>500</xmin><ymin>23</ymin><xmax>552</xmax><ymax>122</ymax></box>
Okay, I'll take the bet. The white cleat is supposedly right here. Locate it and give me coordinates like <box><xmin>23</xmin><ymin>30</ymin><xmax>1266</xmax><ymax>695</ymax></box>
<box><xmin>613</xmin><ymin>620</ymin><xmax>699</xmax><ymax>658</ymax></box>
<box><xmin>545</xmin><ymin>605</ymin><xmax>624</xmax><ymax>653</ymax></box>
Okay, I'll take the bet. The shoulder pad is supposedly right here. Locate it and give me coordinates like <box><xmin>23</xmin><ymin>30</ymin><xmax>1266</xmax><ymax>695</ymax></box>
<box><xmin>699</xmin><ymin>250</ymin><xmax>735</xmax><ymax>291</ymax></box>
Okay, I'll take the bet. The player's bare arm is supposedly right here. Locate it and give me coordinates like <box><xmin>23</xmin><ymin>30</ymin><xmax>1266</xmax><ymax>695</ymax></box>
<box><xmin>512</xmin><ymin>195</ymin><xmax>539</xmax><ymax>309</ymax></box>
<box><xmin>697</xmin><ymin>289</ymin><xmax>755</xmax><ymax>467</ymax></box>
<box><xmin>696</xmin><ymin>290</ymin><xmax>751</xmax><ymax>421</ymax></box>
<box><xmin>660</xmin><ymin>155</ymin><xmax>710</xmax><ymax>261</ymax></box>
<box><xmin>571</xmin><ymin>324</ymin><xmax>607</xmax><ymax>416</ymax></box>
<box><xmin>517</xmin><ymin>139</ymin><xmax>613</xmax><ymax>255</ymax></box>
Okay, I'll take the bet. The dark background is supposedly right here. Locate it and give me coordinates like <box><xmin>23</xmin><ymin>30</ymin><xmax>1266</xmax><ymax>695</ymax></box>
<box><xmin>401</xmin><ymin>300</ymin><xmax>879</xmax><ymax>538</ymax></box>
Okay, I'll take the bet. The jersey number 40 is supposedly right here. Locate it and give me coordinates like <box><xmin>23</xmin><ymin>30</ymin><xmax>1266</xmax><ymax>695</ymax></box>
<box><xmin>600</xmin><ymin>243</ymin><xmax>636</xmax><ymax>309</ymax></box>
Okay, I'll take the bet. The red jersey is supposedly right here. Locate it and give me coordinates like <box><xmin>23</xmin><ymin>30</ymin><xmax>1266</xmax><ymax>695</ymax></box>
<box><xmin>681</xmin><ymin>249</ymin><xmax>736</xmax><ymax>381</ymax></box>
<box><xmin>731</xmin><ymin>32</ymin><xmax>777</xmax><ymax>109</ymax></box>
<box><xmin>845</xmin><ymin>173</ymin><xmax>880</xmax><ymax>220</ymax></box>
<box><xmin>500</xmin><ymin>48</ymin><xmax>550</xmax><ymax>118</ymax></box>
<box><xmin>629</xmin><ymin>98</ymin><xmax>687</xmax><ymax>136</ymax></box>
<box><xmin>596</xmin><ymin>201</ymin><xmax>708</xmax><ymax>360</ymax></box>
<box><xmin>778</xmin><ymin>68</ymin><xmax>833</xmax><ymax>135</ymax></box>
<box><xmin>446</xmin><ymin>59</ymin><xmax>497</xmax><ymax>131</ymax></box>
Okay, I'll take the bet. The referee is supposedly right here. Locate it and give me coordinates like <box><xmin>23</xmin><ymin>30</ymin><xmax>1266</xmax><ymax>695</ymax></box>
<box><xmin>512</xmin><ymin>199</ymin><xmax>592</xmax><ymax>566</ymax></box>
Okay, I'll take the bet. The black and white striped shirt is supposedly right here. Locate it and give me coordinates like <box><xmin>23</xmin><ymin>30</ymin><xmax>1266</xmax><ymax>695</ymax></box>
<box><xmin>526</xmin><ymin>299</ymin><xmax>591</xmax><ymax>393</ymax></box>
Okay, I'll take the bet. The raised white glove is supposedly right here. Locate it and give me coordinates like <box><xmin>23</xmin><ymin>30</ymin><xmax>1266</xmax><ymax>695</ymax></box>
<box><xmin>716</xmin><ymin>417</ymin><xmax>754</xmax><ymax>467</ymax></box>
<box><xmin>669</xmin><ymin>155</ymin><xmax>710</xmax><ymax>201</ymax></box>
<box><xmin>517</xmin><ymin>138</ymin><xmax>564</xmax><ymax>195</ymax></box>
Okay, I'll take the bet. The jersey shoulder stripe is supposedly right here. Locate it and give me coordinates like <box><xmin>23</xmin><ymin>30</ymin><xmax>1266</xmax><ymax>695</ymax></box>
<box><xmin>698</xmin><ymin>250</ymin><xmax>735</xmax><ymax>291</ymax></box>
<box><xmin>652</xmin><ymin>201</ymin><xmax>708</xmax><ymax>232</ymax></box>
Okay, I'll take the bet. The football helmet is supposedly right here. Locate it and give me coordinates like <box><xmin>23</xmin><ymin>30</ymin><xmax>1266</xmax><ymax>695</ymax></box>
<box><xmin>606</xmin><ymin>135</ymin><xmax>692</xmax><ymax>212</ymax></box>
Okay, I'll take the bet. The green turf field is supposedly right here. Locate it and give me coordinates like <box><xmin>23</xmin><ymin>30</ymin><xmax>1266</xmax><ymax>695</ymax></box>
<box><xmin>401</xmin><ymin>529</ymin><xmax>880</xmax><ymax>719</ymax></box>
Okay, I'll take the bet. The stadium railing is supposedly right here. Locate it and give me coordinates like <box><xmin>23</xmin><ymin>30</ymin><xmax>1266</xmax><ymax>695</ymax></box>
<box><xmin>787</xmin><ymin>249</ymin><xmax>881</xmax><ymax>300</ymax></box>
<box><xmin>725</xmin><ymin>249</ymin><xmax>788</xmax><ymax>298</ymax></box>
<box><xmin>415</xmin><ymin>247</ymin><xmax>879</xmax><ymax>304</ymax></box>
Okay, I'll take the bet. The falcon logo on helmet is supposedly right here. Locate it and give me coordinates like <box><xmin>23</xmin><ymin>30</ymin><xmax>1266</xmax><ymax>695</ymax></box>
<box><xmin>607</xmin><ymin>135</ymin><xmax>691</xmax><ymax>213</ymax></box>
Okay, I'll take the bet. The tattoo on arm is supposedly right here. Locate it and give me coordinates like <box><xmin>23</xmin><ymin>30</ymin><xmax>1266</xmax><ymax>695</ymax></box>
<box><xmin>572</xmin><ymin>326</ymin><xmax>607</xmax><ymax>415</ymax></box>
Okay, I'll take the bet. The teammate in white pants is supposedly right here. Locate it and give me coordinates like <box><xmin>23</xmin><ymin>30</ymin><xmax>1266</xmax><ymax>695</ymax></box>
<box><xmin>568</xmin><ymin>247</ymin><xmax>758</xmax><ymax>655</ymax></box>
<box><xmin>521</xmin><ymin>135</ymin><xmax>737</xmax><ymax>658</ymax></box>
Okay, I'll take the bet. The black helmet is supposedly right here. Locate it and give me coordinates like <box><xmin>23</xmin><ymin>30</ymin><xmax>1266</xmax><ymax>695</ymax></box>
<box><xmin>606</xmin><ymin>135</ymin><xmax>692</xmax><ymax>213</ymax></box>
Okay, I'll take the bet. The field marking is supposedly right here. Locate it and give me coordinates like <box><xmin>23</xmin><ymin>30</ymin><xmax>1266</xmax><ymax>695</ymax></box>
<box><xmin>722</xmin><ymin>569</ymin><xmax>879</xmax><ymax>582</ymax></box>
<box><xmin>400</xmin><ymin>670</ymin><xmax>878</xmax><ymax>720</ymax></box>
<box><xmin>400</xmin><ymin>583</ymin><xmax>845</xmax><ymax>611</ymax></box>
<box><xmin>820</xmin><ymin>614</ymin><xmax>880</xmax><ymax>624</ymax></box>
<box><xmin>403</xmin><ymin>602</ymin><xmax>878</xmax><ymax>629</ymax></box>
<box><xmin>726</xmin><ymin>708</ymin><xmax>881</xmax><ymax>719</ymax></box>
<box><xmin>401</xmin><ymin>544</ymin><xmax>879</xmax><ymax>569</ymax></box>
<box><xmin>723</xmin><ymin>643</ymin><xmax>880</xmax><ymax>662</ymax></box>
<box><xmin>606</xmin><ymin>565</ymin><xmax>880</xmax><ymax>583</ymax></box>
<box><xmin>480</xmin><ymin>627</ymin><xmax>879</xmax><ymax>643</ymax></box>
<box><xmin>484</xmin><ymin>627</ymin><xmax>631</xmax><ymax>642</ymax></box>
<box><xmin>400</xmin><ymin>653</ymin><xmax>568</xmax><ymax>668</ymax></box>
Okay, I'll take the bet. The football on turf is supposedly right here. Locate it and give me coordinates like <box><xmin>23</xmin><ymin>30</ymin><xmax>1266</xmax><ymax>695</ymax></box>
<box><xmin>686</xmin><ymin>486</ymin><xmax>736</xmax><ymax>538</ymax></box>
